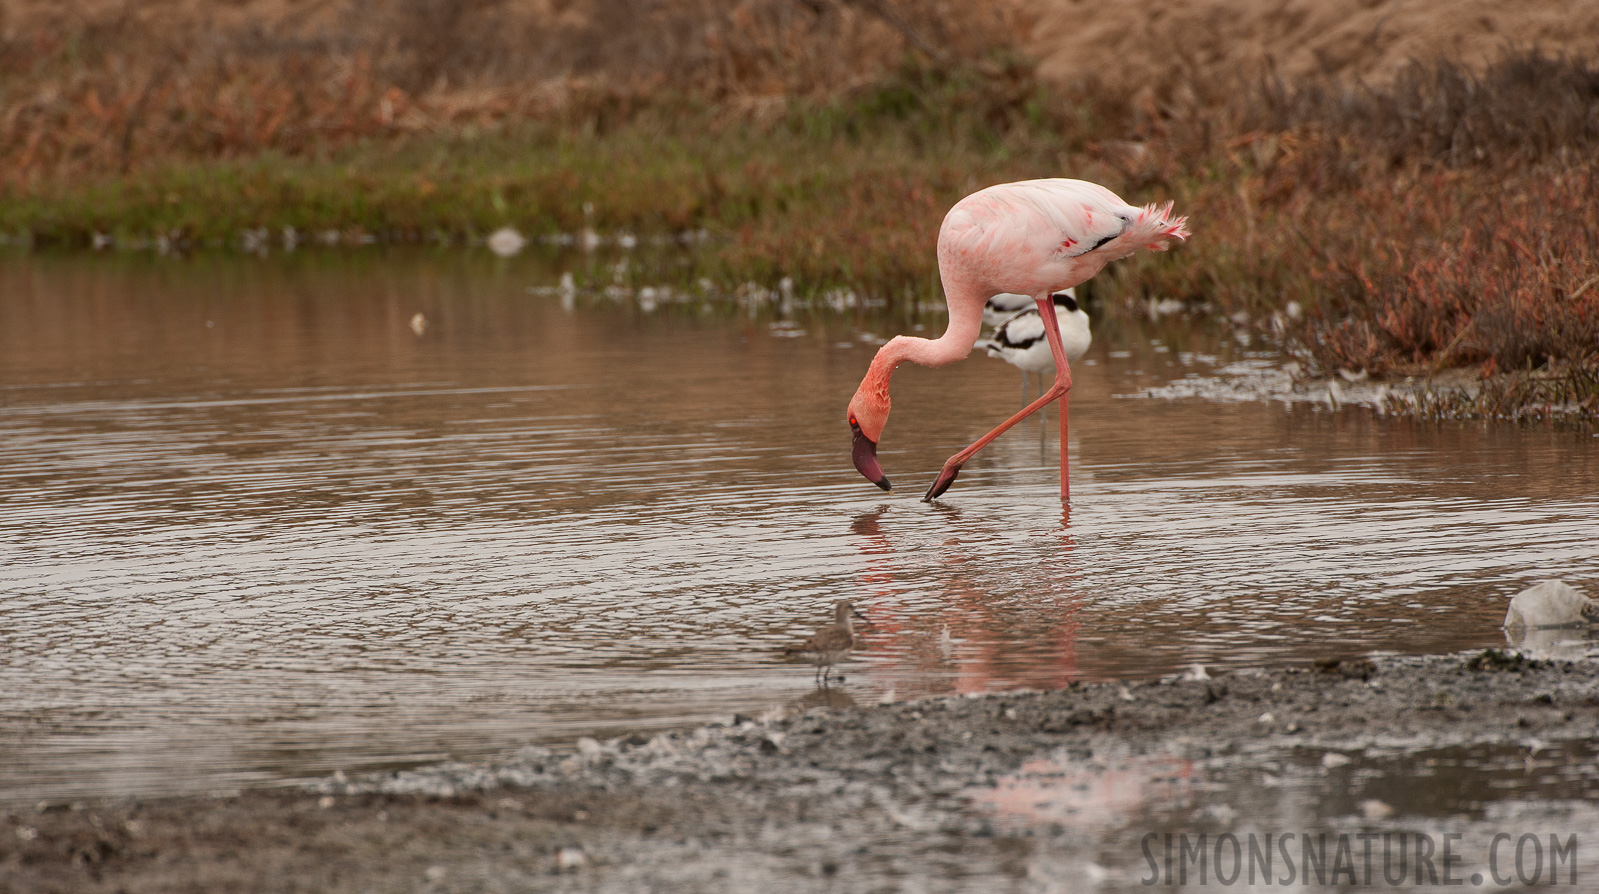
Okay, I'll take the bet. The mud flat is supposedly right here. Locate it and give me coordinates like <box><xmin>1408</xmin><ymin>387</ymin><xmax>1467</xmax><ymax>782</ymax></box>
<box><xmin>4</xmin><ymin>650</ymin><xmax>1598</xmax><ymax>892</ymax></box>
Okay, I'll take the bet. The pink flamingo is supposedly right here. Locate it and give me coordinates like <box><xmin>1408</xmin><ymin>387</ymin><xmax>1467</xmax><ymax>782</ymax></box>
<box><xmin>846</xmin><ymin>179</ymin><xmax>1188</xmax><ymax>501</ymax></box>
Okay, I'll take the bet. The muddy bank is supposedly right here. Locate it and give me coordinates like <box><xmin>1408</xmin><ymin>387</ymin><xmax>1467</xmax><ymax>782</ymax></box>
<box><xmin>4</xmin><ymin>649</ymin><xmax>1597</xmax><ymax>892</ymax></box>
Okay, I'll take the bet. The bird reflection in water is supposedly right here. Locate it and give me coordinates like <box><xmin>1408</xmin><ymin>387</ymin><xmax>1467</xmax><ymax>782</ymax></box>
<box><xmin>845</xmin><ymin>505</ymin><xmax>1086</xmax><ymax>702</ymax></box>
<box><xmin>793</xmin><ymin>687</ymin><xmax>857</xmax><ymax>712</ymax></box>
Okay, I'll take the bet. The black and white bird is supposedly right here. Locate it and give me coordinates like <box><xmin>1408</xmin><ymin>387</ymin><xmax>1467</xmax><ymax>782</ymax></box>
<box><xmin>981</xmin><ymin>290</ymin><xmax>1040</xmax><ymax>328</ymax></box>
<box><xmin>975</xmin><ymin>290</ymin><xmax>1092</xmax><ymax>401</ymax></box>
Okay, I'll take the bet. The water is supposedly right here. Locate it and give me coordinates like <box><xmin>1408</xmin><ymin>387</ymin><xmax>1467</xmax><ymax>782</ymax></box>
<box><xmin>2</xmin><ymin>251</ymin><xmax>1596</xmax><ymax>805</ymax></box>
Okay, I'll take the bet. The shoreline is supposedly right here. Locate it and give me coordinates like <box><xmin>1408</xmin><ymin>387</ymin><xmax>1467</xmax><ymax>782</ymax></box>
<box><xmin>4</xmin><ymin>242</ymin><xmax>1593</xmax><ymax>426</ymax></box>
<box><xmin>5</xmin><ymin>649</ymin><xmax>1597</xmax><ymax>892</ymax></box>
<box><xmin>1139</xmin><ymin>357</ymin><xmax>1599</xmax><ymax>426</ymax></box>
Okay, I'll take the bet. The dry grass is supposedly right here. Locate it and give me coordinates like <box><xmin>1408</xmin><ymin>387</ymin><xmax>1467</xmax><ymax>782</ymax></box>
<box><xmin>1298</xmin><ymin>169</ymin><xmax>1599</xmax><ymax>378</ymax></box>
<box><xmin>1258</xmin><ymin>55</ymin><xmax>1599</xmax><ymax>383</ymax></box>
<box><xmin>1100</xmin><ymin>52</ymin><xmax>1599</xmax><ymax>411</ymax></box>
<box><xmin>0</xmin><ymin>0</ymin><xmax>1030</xmax><ymax>183</ymax></box>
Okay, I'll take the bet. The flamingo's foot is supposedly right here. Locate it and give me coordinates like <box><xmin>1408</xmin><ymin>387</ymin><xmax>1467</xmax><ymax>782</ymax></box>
<box><xmin>922</xmin><ymin>462</ymin><xmax>962</xmax><ymax>502</ymax></box>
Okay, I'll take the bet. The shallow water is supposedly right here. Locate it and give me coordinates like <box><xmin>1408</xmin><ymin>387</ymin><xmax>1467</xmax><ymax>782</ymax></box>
<box><xmin>2</xmin><ymin>250</ymin><xmax>1596</xmax><ymax>804</ymax></box>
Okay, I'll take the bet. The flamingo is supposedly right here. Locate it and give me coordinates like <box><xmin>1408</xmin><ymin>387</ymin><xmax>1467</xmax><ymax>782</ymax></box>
<box><xmin>846</xmin><ymin>178</ymin><xmax>1187</xmax><ymax>501</ymax></box>
<box><xmin>976</xmin><ymin>289</ymin><xmax>1091</xmax><ymax>403</ymax></box>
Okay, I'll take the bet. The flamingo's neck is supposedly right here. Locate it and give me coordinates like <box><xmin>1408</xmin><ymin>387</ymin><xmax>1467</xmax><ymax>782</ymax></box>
<box><xmin>865</xmin><ymin>278</ymin><xmax>987</xmax><ymax>384</ymax></box>
<box><xmin>849</xmin><ymin>276</ymin><xmax>991</xmax><ymax>445</ymax></box>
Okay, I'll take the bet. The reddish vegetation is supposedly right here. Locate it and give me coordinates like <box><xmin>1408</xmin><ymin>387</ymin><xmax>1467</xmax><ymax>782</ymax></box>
<box><xmin>1119</xmin><ymin>53</ymin><xmax>1599</xmax><ymax>415</ymax></box>
<box><xmin>1305</xmin><ymin>170</ymin><xmax>1599</xmax><ymax>378</ymax></box>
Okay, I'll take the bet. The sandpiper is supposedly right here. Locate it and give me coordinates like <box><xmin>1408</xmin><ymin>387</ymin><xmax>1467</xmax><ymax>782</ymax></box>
<box><xmin>782</xmin><ymin>600</ymin><xmax>866</xmax><ymax>687</ymax></box>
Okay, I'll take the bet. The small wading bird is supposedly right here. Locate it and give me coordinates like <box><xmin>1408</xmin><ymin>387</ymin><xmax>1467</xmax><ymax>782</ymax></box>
<box><xmin>782</xmin><ymin>600</ymin><xmax>866</xmax><ymax>686</ymax></box>
<box><xmin>976</xmin><ymin>289</ymin><xmax>1091</xmax><ymax>403</ymax></box>
<box><xmin>981</xmin><ymin>290</ymin><xmax>1038</xmax><ymax>328</ymax></box>
<box><xmin>847</xmin><ymin>178</ymin><xmax>1188</xmax><ymax>501</ymax></box>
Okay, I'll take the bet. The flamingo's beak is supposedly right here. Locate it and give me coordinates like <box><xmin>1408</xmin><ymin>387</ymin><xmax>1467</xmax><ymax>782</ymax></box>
<box><xmin>850</xmin><ymin>420</ymin><xmax>891</xmax><ymax>491</ymax></box>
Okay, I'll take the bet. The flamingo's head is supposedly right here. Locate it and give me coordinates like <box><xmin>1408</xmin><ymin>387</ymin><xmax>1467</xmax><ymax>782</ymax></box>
<box><xmin>847</xmin><ymin>387</ymin><xmax>891</xmax><ymax>491</ymax></box>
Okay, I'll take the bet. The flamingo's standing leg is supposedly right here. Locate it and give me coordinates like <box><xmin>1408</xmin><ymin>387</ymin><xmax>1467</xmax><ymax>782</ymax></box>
<box><xmin>1035</xmin><ymin>297</ymin><xmax>1074</xmax><ymax>502</ymax></box>
<box><xmin>1039</xmin><ymin>381</ymin><xmax>1048</xmax><ymax>452</ymax></box>
<box><xmin>924</xmin><ymin>294</ymin><xmax>1076</xmax><ymax>501</ymax></box>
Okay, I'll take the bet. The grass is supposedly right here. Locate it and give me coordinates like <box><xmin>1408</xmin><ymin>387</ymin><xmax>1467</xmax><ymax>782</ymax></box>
<box><xmin>0</xmin><ymin>65</ymin><xmax>1103</xmax><ymax>299</ymax></box>
<box><xmin>1</xmin><ymin>4</ymin><xmax>1596</xmax><ymax>421</ymax></box>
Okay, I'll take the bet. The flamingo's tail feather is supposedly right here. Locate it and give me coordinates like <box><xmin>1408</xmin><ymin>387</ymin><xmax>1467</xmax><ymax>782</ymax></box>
<box><xmin>1130</xmin><ymin>200</ymin><xmax>1189</xmax><ymax>251</ymax></box>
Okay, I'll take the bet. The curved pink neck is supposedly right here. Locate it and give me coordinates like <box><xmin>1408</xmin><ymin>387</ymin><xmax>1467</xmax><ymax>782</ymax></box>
<box><xmin>863</xmin><ymin>280</ymin><xmax>987</xmax><ymax>390</ymax></box>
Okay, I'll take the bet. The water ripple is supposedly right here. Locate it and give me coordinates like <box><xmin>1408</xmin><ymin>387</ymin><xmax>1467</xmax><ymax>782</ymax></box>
<box><xmin>1</xmin><ymin>255</ymin><xmax>1596</xmax><ymax>803</ymax></box>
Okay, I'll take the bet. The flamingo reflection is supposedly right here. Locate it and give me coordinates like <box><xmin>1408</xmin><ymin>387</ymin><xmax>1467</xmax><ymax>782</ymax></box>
<box><xmin>845</xmin><ymin>505</ymin><xmax>1086</xmax><ymax>700</ymax></box>
<box><xmin>973</xmin><ymin>750</ymin><xmax>1197</xmax><ymax>830</ymax></box>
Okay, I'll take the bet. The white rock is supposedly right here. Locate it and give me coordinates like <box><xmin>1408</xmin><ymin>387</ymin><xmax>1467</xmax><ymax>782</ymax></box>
<box><xmin>1503</xmin><ymin>580</ymin><xmax>1598</xmax><ymax>629</ymax></box>
<box><xmin>487</xmin><ymin>226</ymin><xmax>527</xmax><ymax>257</ymax></box>
<box><xmin>1360</xmin><ymin>799</ymin><xmax>1395</xmax><ymax>820</ymax></box>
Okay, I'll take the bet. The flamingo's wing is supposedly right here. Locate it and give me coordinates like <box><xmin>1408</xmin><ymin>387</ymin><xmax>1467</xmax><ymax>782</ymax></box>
<box><xmin>939</xmin><ymin>178</ymin><xmax>1187</xmax><ymax>306</ymax></box>
<box><xmin>1043</xmin><ymin>199</ymin><xmax>1131</xmax><ymax>259</ymax></box>
<box><xmin>1023</xmin><ymin>179</ymin><xmax>1190</xmax><ymax>261</ymax></box>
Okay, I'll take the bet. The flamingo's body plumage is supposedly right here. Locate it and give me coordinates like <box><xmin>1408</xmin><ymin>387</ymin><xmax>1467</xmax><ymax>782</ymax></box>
<box><xmin>846</xmin><ymin>178</ymin><xmax>1187</xmax><ymax>501</ymax></box>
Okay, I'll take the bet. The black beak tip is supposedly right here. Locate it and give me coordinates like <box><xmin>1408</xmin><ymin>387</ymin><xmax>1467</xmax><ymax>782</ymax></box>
<box><xmin>851</xmin><ymin>419</ymin><xmax>891</xmax><ymax>491</ymax></box>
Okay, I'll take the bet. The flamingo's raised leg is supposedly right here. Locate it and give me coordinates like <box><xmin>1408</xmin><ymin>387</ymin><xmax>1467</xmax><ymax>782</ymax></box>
<box><xmin>924</xmin><ymin>294</ymin><xmax>1076</xmax><ymax>502</ymax></box>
